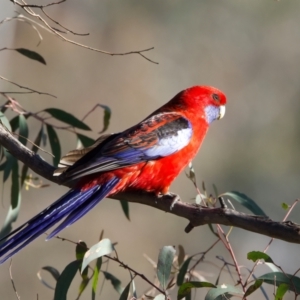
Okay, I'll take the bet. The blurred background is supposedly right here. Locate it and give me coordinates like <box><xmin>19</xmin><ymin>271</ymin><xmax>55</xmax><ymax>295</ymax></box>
<box><xmin>1</xmin><ymin>0</ymin><xmax>300</xmax><ymax>299</ymax></box>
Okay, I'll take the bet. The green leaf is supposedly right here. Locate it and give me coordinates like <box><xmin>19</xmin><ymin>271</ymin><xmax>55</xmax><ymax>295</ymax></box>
<box><xmin>0</xmin><ymin>160</ymin><xmax>6</xmax><ymax>171</ymax></box>
<box><xmin>32</xmin><ymin>125</ymin><xmax>44</xmax><ymax>153</ymax></box>
<box><xmin>18</xmin><ymin>115</ymin><xmax>28</xmax><ymax>146</ymax></box>
<box><xmin>76</xmin><ymin>240</ymin><xmax>89</xmax><ymax>291</ymax></box>
<box><xmin>185</xmin><ymin>291</ymin><xmax>192</xmax><ymax>300</ymax></box>
<box><xmin>0</xmin><ymin>186</ymin><xmax>21</xmax><ymax>239</ymax></box>
<box><xmin>37</xmin><ymin>266</ymin><xmax>60</xmax><ymax>290</ymax></box>
<box><xmin>54</xmin><ymin>260</ymin><xmax>80</xmax><ymax>300</ymax></box>
<box><xmin>46</xmin><ymin>124</ymin><xmax>61</xmax><ymax>167</ymax></box>
<box><xmin>76</xmin><ymin>241</ymin><xmax>88</xmax><ymax>261</ymax></box>
<box><xmin>77</xmin><ymin>133</ymin><xmax>95</xmax><ymax>148</ymax></box>
<box><xmin>222</xmin><ymin>191</ymin><xmax>266</xmax><ymax>216</ymax></box>
<box><xmin>92</xmin><ymin>257</ymin><xmax>102</xmax><ymax>300</ymax></box>
<box><xmin>178</xmin><ymin>281</ymin><xmax>216</xmax><ymax>300</ymax></box>
<box><xmin>205</xmin><ymin>285</ymin><xmax>244</xmax><ymax>300</ymax></box>
<box><xmin>177</xmin><ymin>245</ymin><xmax>185</xmax><ymax>267</ymax></box>
<box><xmin>11</xmin><ymin>159</ymin><xmax>20</xmax><ymax>209</ymax></box>
<box><xmin>157</xmin><ymin>245</ymin><xmax>176</xmax><ymax>290</ymax></box>
<box><xmin>177</xmin><ymin>256</ymin><xmax>193</xmax><ymax>286</ymax></box>
<box><xmin>9</xmin><ymin>115</ymin><xmax>19</xmax><ymax>131</ymax></box>
<box><xmin>44</xmin><ymin>108</ymin><xmax>91</xmax><ymax>130</ymax></box>
<box><xmin>99</xmin><ymin>104</ymin><xmax>111</xmax><ymax>133</ymax></box>
<box><xmin>119</xmin><ymin>281</ymin><xmax>131</xmax><ymax>300</ymax></box>
<box><xmin>257</xmin><ymin>272</ymin><xmax>300</xmax><ymax>293</ymax></box>
<box><xmin>81</xmin><ymin>238</ymin><xmax>114</xmax><ymax>273</ymax></box>
<box><xmin>120</xmin><ymin>200</ymin><xmax>130</xmax><ymax>221</ymax></box>
<box><xmin>281</xmin><ymin>203</ymin><xmax>289</xmax><ymax>210</ymax></box>
<box><xmin>243</xmin><ymin>279</ymin><xmax>263</xmax><ymax>298</ymax></box>
<box><xmin>15</xmin><ymin>48</ymin><xmax>46</xmax><ymax>65</ymax></box>
<box><xmin>41</xmin><ymin>266</ymin><xmax>61</xmax><ymax>281</ymax></box>
<box><xmin>3</xmin><ymin>150</ymin><xmax>14</xmax><ymax>183</ymax></box>
<box><xmin>132</xmin><ymin>278</ymin><xmax>137</xmax><ymax>299</ymax></box>
<box><xmin>247</xmin><ymin>251</ymin><xmax>274</xmax><ymax>264</ymax></box>
<box><xmin>78</xmin><ymin>277</ymin><xmax>89</xmax><ymax>299</ymax></box>
<box><xmin>275</xmin><ymin>283</ymin><xmax>289</xmax><ymax>300</ymax></box>
<box><xmin>75</xmin><ymin>241</ymin><xmax>89</xmax><ymax>297</ymax></box>
<box><xmin>0</xmin><ymin>111</ymin><xmax>12</xmax><ymax>131</ymax></box>
<box><xmin>103</xmin><ymin>271</ymin><xmax>123</xmax><ymax>294</ymax></box>
<box><xmin>21</xmin><ymin>164</ymin><xmax>28</xmax><ymax>188</ymax></box>
<box><xmin>21</xmin><ymin>126</ymin><xmax>44</xmax><ymax>186</ymax></box>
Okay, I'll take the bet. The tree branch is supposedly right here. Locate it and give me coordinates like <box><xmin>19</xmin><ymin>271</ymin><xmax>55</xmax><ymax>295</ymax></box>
<box><xmin>0</xmin><ymin>123</ymin><xmax>300</xmax><ymax>244</ymax></box>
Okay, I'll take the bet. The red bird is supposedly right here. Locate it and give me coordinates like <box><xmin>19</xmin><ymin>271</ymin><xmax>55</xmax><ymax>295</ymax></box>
<box><xmin>0</xmin><ymin>85</ymin><xmax>226</xmax><ymax>263</ymax></box>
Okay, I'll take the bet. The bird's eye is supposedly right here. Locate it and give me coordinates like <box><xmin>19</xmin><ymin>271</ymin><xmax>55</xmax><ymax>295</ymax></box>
<box><xmin>212</xmin><ymin>93</ymin><xmax>220</xmax><ymax>102</ymax></box>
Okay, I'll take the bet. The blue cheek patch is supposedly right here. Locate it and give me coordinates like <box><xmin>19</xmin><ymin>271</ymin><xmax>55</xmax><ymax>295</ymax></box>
<box><xmin>204</xmin><ymin>105</ymin><xmax>221</xmax><ymax>124</ymax></box>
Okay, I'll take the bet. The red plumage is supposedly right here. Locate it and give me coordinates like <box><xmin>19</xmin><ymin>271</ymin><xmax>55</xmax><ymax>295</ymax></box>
<box><xmin>78</xmin><ymin>85</ymin><xmax>226</xmax><ymax>195</ymax></box>
<box><xmin>0</xmin><ymin>85</ymin><xmax>226</xmax><ymax>263</ymax></box>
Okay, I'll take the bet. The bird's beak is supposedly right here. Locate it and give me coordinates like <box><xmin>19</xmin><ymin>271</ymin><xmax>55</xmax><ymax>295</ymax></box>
<box><xmin>218</xmin><ymin>105</ymin><xmax>226</xmax><ymax>120</ymax></box>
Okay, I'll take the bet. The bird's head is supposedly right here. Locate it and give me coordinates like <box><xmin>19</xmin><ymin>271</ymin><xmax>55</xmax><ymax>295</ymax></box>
<box><xmin>179</xmin><ymin>85</ymin><xmax>226</xmax><ymax>124</ymax></box>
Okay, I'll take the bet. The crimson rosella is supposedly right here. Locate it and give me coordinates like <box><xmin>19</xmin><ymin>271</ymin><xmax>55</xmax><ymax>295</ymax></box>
<box><xmin>0</xmin><ymin>85</ymin><xmax>226</xmax><ymax>263</ymax></box>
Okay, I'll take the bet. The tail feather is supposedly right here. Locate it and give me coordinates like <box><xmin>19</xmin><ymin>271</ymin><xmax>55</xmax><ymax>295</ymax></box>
<box><xmin>46</xmin><ymin>177</ymin><xmax>120</xmax><ymax>239</ymax></box>
<box><xmin>0</xmin><ymin>177</ymin><xmax>119</xmax><ymax>264</ymax></box>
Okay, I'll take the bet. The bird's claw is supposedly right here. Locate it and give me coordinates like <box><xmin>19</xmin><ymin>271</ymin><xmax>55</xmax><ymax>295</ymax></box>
<box><xmin>170</xmin><ymin>193</ymin><xmax>180</xmax><ymax>211</ymax></box>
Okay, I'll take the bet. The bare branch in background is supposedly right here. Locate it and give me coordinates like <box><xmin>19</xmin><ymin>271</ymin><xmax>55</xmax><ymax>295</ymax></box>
<box><xmin>0</xmin><ymin>76</ymin><xmax>56</xmax><ymax>98</ymax></box>
<box><xmin>7</xmin><ymin>0</ymin><xmax>158</xmax><ymax>64</ymax></box>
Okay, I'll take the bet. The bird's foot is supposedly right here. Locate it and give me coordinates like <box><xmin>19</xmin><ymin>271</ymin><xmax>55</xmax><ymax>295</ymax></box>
<box><xmin>170</xmin><ymin>194</ymin><xmax>180</xmax><ymax>210</ymax></box>
<box><xmin>157</xmin><ymin>192</ymin><xmax>180</xmax><ymax>210</ymax></box>
<box><xmin>163</xmin><ymin>192</ymin><xmax>180</xmax><ymax>210</ymax></box>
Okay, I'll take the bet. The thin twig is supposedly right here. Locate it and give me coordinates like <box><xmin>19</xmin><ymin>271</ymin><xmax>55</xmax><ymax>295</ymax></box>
<box><xmin>12</xmin><ymin>132</ymin><xmax>54</xmax><ymax>157</ymax></box>
<box><xmin>108</xmin><ymin>255</ymin><xmax>166</xmax><ymax>296</ymax></box>
<box><xmin>188</xmin><ymin>239</ymin><xmax>220</xmax><ymax>274</ymax></box>
<box><xmin>0</xmin><ymin>77</ymin><xmax>56</xmax><ymax>98</ymax></box>
<box><xmin>41</xmin><ymin>8</ymin><xmax>89</xmax><ymax>36</ymax></box>
<box><xmin>12</xmin><ymin>0</ymin><xmax>158</xmax><ymax>64</ymax></box>
<box><xmin>9</xmin><ymin>260</ymin><xmax>21</xmax><ymax>300</ymax></box>
<box><xmin>12</xmin><ymin>0</ymin><xmax>66</xmax><ymax>8</ymax></box>
<box><xmin>217</xmin><ymin>225</ymin><xmax>246</xmax><ymax>293</ymax></box>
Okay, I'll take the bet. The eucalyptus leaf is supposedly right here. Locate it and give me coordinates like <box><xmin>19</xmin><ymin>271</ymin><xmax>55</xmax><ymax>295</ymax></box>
<box><xmin>46</xmin><ymin>124</ymin><xmax>61</xmax><ymax>167</ymax></box>
<box><xmin>92</xmin><ymin>257</ymin><xmax>102</xmax><ymax>300</ymax></box>
<box><xmin>120</xmin><ymin>200</ymin><xmax>130</xmax><ymax>221</ymax></box>
<box><xmin>157</xmin><ymin>246</ymin><xmax>176</xmax><ymax>290</ymax></box>
<box><xmin>54</xmin><ymin>260</ymin><xmax>80</xmax><ymax>300</ymax></box>
<box><xmin>45</xmin><ymin>108</ymin><xmax>90</xmax><ymax>130</ymax></box>
<box><xmin>257</xmin><ymin>272</ymin><xmax>300</xmax><ymax>293</ymax></box>
<box><xmin>15</xmin><ymin>48</ymin><xmax>46</xmax><ymax>65</ymax></box>
<box><xmin>81</xmin><ymin>239</ymin><xmax>114</xmax><ymax>273</ymax></box>
<box><xmin>177</xmin><ymin>256</ymin><xmax>193</xmax><ymax>286</ymax></box>
<box><xmin>18</xmin><ymin>115</ymin><xmax>28</xmax><ymax>146</ymax></box>
<box><xmin>205</xmin><ymin>284</ymin><xmax>244</xmax><ymax>300</ymax></box>
<box><xmin>178</xmin><ymin>281</ymin><xmax>216</xmax><ymax>300</ymax></box>
<box><xmin>103</xmin><ymin>271</ymin><xmax>123</xmax><ymax>294</ymax></box>
<box><xmin>222</xmin><ymin>191</ymin><xmax>266</xmax><ymax>216</ymax></box>
<box><xmin>98</xmin><ymin>104</ymin><xmax>111</xmax><ymax>133</ymax></box>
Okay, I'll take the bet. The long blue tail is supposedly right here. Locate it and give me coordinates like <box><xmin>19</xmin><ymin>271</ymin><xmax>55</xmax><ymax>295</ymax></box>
<box><xmin>0</xmin><ymin>177</ymin><xmax>120</xmax><ymax>264</ymax></box>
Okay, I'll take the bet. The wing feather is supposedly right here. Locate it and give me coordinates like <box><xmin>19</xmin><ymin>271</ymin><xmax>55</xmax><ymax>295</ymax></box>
<box><xmin>59</xmin><ymin>112</ymin><xmax>193</xmax><ymax>182</ymax></box>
